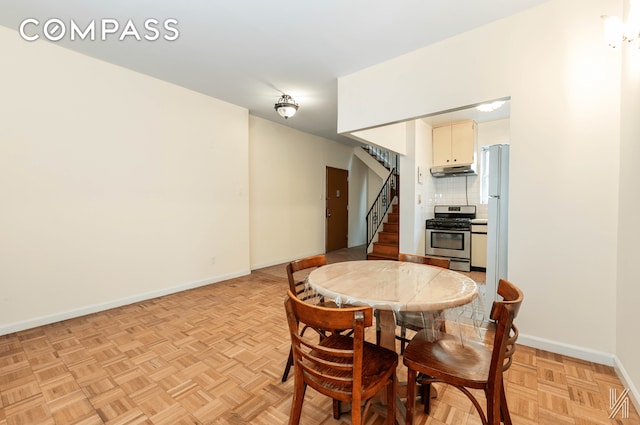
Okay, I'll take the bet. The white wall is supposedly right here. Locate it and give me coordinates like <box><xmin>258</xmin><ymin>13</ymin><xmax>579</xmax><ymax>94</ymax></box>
<box><xmin>348</xmin><ymin>155</ymin><xmax>368</xmax><ymax>249</ymax></box>
<box><xmin>350</xmin><ymin>122</ymin><xmax>407</xmax><ymax>155</ymax></box>
<box><xmin>414</xmin><ymin>119</ymin><xmax>433</xmax><ymax>254</ymax></box>
<box><xmin>616</xmin><ymin>0</ymin><xmax>640</xmax><ymax>404</ymax></box>
<box><xmin>0</xmin><ymin>25</ymin><xmax>367</xmax><ymax>335</ymax></box>
<box><xmin>508</xmin><ymin>0</ymin><xmax>619</xmax><ymax>359</ymax></box>
<box><xmin>478</xmin><ymin>119</ymin><xmax>510</xmax><ymax>147</ymax></box>
<box><xmin>399</xmin><ymin>122</ymin><xmax>418</xmax><ymax>254</ymax></box>
<box><xmin>338</xmin><ymin>0</ymin><xmax>621</xmax><ymax>364</ymax></box>
<box><xmin>248</xmin><ymin>116</ymin><xmax>359</xmax><ymax>268</ymax></box>
<box><xmin>366</xmin><ymin>169</ymin><xmax>384</xmax><ymax>213</ymax></box>
<box><xmin>0</xmin><ymin>26</ymin><xmax>250</xmax><ymax>333</ymax></box>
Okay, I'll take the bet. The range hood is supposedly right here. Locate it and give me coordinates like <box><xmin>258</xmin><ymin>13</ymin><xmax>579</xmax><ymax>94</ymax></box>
<box><xmin>430</xmin><ymin>163</ymin><xmax>477</xmax><ymax>177</ymax></box>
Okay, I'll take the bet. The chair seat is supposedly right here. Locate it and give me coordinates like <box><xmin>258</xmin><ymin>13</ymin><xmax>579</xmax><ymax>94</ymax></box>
<box><xmin>309</xmin><ymin>334</ymin><xmax>398</xmax><ymax>401</ymax></box>
<box><xmin>403</xmin><ymin>331</ymin><xmax>491</xmax><ymax>388</ymax></box>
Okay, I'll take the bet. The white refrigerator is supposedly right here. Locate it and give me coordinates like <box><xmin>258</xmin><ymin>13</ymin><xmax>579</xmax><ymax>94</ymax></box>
<box><xmin>484</xmin><ymin>144</ymin><xmax>509</xmax><ymax>317</ymax></box>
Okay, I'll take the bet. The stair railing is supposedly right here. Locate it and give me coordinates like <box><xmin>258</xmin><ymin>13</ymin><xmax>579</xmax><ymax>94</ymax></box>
<box><xmin>364</xmin><ymin>145</ymin><xmax>399</xmax><ymax>171</ymax></box>
<box><xmin>366</xmin><ymin>169</ymin><xmax>399</xmax><ymax>251</ymax></box>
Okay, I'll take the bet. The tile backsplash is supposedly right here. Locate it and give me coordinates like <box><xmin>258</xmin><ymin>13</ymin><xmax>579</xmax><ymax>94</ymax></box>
<box><xmin>426</xmin><ymin>174</ymin><xmax>488</xmax><ymax>219</ymax></box>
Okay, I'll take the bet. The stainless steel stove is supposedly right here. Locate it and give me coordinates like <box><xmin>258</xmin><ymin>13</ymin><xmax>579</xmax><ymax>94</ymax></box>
<box><xmin>425</xmin><ymin>205</ymin><xmax>476</xmax><ymax>272</ymax></box>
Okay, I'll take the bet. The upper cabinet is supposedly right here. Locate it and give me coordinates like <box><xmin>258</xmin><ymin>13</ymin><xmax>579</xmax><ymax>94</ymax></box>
<box><xmin>432</xmin><ymin>120</ymin><xmax>476</xmax><ymax>167</ymax></box>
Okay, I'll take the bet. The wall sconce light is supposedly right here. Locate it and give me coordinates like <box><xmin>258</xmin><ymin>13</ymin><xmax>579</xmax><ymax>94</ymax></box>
<box><xmin>274</xmin><ymin>94</ymin><xmax>299</xmax><ymax>119</ymax></box>
<box><xmin>602</xmin><ymin>0</ymin><xmax>640</xmax><ymax>49</ymax></box>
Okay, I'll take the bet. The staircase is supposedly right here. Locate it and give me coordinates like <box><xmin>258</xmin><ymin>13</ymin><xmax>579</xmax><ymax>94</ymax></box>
<box><xmin>361</xmin><ymin>145</ymin><xmax>400</xmax><ymax>261</ymax></box>
<box><xmin>367</xmin><ymin>203</ymin><xmax>399</xmax><ymax>260</ymax></box>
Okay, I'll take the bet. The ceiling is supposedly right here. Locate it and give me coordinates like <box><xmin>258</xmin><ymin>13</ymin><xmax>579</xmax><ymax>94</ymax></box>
<box><xmin>0</xmin><ymin>1</ymin><xmax>546</xmax><ymax>145</ymax></box>
<box><xmin>421</xmin><ymin>99</ymin><xmax>511</xmax><ymax>128</ymax></box>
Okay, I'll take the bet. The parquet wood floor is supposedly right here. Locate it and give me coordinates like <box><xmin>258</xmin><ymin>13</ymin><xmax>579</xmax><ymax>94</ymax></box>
<box><xmin>0</xmin><ymin>246</ymin><xmax>637</xmax><ymax>424</ymax></box>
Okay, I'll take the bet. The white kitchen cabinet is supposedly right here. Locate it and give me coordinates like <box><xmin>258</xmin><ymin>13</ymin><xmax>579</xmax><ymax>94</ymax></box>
<box><xmin>432</xmin><ymin>120</ymin><xmax>476</xmax><ymax>167</ymax></box>
<box><xmin>471</xmin><ymin>223</ymin><xmax>487</xmax><ymax>270</ymax></box>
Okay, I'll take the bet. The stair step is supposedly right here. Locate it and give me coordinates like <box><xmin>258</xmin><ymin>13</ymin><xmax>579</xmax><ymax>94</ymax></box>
<box><xmin>377</xmin><ymin>232</ymin><xmax>399</xmax><ymax>244</ymax></box>
<box><xmin>372</xmin><ymin>242</ymin><xmax>399</xmax><ymax>256</ymax></box>
<box><xmin>383</xmin><ymin>223</ymin><xmax>399</xmax><ymax>233</ymax></box>
<box><xmin>368</xmin><ymin>193</ymin><xmax>399</xmax><ymax>262</ymax></box>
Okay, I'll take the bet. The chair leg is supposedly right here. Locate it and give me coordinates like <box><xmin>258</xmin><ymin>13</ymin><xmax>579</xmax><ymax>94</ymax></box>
<box><xmin>374</xmin><ymin>310</ymin><xmax>381</xmax><ymax>346</ymax></box>
<box><xmin>500</xmin><ymin>381</ymin><xmax>512</xmax><ymax>425</ymax></box>
<box><xmin>400</xmin><ymin>325</ymin><xmax>407</xmax><ymax>354</ymax></box>
<box><xmin>281</xmin><ymin>347</ymin><xmax>293</xmax><ymax>382</ymax></box>
<box><xmin>288</xmin><ymin>380</ymin><xmax>306</xmax><ymax>425</ymax></box>
<box><xmin>406</xmin><ymin>368</ymin><xmax>417</xmax><ymax>425</ymax></box>
<box><xmin>386</xmin><ymin>375</ymin><xmax>396</xmax><ymax>425</ymax></box>
<box><xmin>421</xmin><ymin>380</ymin><xmax>431</xmax><ymax>414</ymax></box>
<box><xmin>352</xmin><ymin>397</ymin><xmax>362</xmax><ymax>425</ymax></box>
<box><xmin>422</xmin><ymin>384</ymin><xmax>431</xmax><ymax>415</ymax></box>
<box><xmin>332</xmin><ymin>400</ymin><xmax>341</xmax><ymax>419</ymax></box>
<box><xmin>486</xmin><ymin>385</ymin><xmax>501</xmax><ymax>425</ymax></box>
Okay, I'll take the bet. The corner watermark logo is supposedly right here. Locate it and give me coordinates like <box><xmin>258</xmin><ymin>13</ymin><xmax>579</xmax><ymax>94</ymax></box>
<box><xmin>19</xmin><ymin>18</ymin><xmax>179</xmax><ymax>42</ymax></box>
<box><xmin>609</xmin><ymin>388</ymin><xmax>630</xmax><ymax>419</ymax></box>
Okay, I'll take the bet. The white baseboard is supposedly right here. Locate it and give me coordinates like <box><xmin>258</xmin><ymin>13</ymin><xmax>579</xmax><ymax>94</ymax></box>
<box><xmin>613</xmin><ymin>355</ymin><xmax>640</xmax><ymax>416</ymax></box>
<box><xmin>0</xmin><ymin>270</ymin><xmax>250</xmax><ymax>336</ymax></box>
<box><xmin>519</xmin><ymin>334</ymin><xmax>640</xmax><ymax>413</ymax></box>
<box><xmin>518</xmin><ymin>333</ymin><xmax>616</xmax><ymax>366</ymax></box>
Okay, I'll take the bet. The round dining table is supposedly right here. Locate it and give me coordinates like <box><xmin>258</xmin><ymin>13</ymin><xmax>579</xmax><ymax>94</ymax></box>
<box><xmin>306</xmin><ymin>259</ymin><xmax>479</xmax><ymax>351</ymax></box>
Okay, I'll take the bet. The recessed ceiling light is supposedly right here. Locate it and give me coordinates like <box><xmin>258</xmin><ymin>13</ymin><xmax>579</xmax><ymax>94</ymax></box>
<box><xmin>476</xmin><ymin>101</ymin><xmax>506</xmax><ymax>112</ymax></box>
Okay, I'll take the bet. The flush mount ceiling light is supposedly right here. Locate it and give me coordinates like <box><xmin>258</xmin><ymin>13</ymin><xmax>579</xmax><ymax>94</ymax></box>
<box><xmin>476</xmin><ymin>100</ymin><xmax>506</xmax><ymax>112</ymax></box>
<box><xmin>602</xmin><ymin>0</ymin><xmax>640</xmax><ymax>49</ymax></box>
<box><xmin>274</xmin><ymin>94</ymin><xmax>299</xmax><ymax>119</ymax></box>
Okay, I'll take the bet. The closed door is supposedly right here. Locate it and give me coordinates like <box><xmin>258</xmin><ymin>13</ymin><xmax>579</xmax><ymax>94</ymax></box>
<box><xmin>326</xmin><ymin>167</ymin><xmax>348</xmax><ymax>252</ymax></box>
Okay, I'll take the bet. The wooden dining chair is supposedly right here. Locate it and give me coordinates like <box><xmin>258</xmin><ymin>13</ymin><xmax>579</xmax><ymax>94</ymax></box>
<box><xmin>403</xmin><ymin>278</ymin><xmax>523</xmax><ymax>425</ymax></box>
<box><xmin>287</xmin><ymin>254</ymin><xmax>328</xmax><ymax>302</ymax></box>
<box><xmin>281</xmin><ymin>254</ymin><xmax>329</xmax><ymax>382</ymax></box>
<box><xmin>284</xmin><ymin>289</ymin><xmax>398</xmax><ymax>425</ymax></box>
<box><xmin>398</xmin><ymin>253</ymin><xmax>451</xmax><ymax>269</ymax></box>
<box><xmin>393</xmin><ymin>253</ymin><xmax>451</xmax><ymax>354</ymax></box>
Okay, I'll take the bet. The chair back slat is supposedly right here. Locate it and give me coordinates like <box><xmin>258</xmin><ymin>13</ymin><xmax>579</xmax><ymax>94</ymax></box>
<box><xmin>502</xmin><ymin>324</ymin><xmax>519</xmax><ymax>370</ymax></box>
